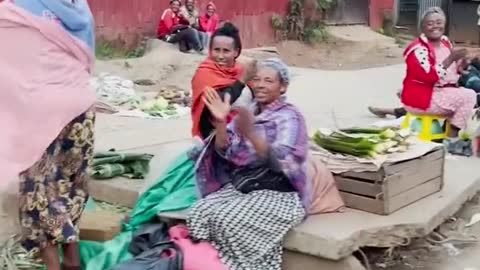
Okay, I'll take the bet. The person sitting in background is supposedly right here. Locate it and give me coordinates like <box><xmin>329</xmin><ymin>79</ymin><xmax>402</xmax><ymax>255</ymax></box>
<box><xmin>368</xmin><ymin>58</ymin><xmax>480</xmax><ymax>119</ymax></box>
<box><xmin>458</xmin><ymin>57</ymin><xmax>480</xmax><ymax>106</ymax></box>
<box><xmin>402</xmin><ymin>7</ymin><xmax>476</xmax><ymax>154</ymax></box>
<box><xmin>157</xmin><ymin>0</ymin><xmax>203</xmax><ymax>53</ymax></box>
<box><xmin>179</xmin><ymin>0</ymin><xmax>208</xmax><ymax>51</ymax></box>
<box><xmin>199</xmin><ymin>1</ymin><xmax>219</xmax><ymax>47</ymax></box>
<box><xmin>179</xmin><ymin>0</ymin><xmax>199</xmax><ymax>28</ymax></box>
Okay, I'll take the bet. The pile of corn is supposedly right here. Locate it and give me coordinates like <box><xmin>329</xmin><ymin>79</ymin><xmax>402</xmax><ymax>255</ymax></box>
<box><xmin>312</xmin><ymin>127</ymin><xmax>415</xmax><ymax>158</ymax></box>
<box><xmin>0</xmin><ymin>235</ymin><xmax>43</xmax><ymax>270</ymax></box>
<box><xmin>0</xmin><ymin>201</ymin><xmax>132</xmax><ymax>270</ymax></box>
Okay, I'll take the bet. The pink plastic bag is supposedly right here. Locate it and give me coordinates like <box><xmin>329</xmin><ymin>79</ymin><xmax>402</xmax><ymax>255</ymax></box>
<box><xmin>169</xmin><ymin>225</ymin><xmax>228</xmax><ymax>270</ymax></box>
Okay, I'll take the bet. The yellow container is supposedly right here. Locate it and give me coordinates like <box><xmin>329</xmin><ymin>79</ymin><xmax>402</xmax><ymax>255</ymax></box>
<box><xmin>401</xmin><ymin>112</ymin><xmax>450</xmax><ymax>141</ymax></box>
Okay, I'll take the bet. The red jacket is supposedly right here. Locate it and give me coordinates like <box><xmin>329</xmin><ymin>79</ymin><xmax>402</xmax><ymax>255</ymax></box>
<box><xmin>157</xmin><ymin>9</ymin><xmax>180</xmax><ymax>38</ymax></box>
<box><xmin>401</xmin><ymin>35</ymin><xmax>453</xmax><ymax>110</ymax></box>
<box><xmin>199</xmin><ymin>14</ymin><xmax>219</xmax><ymax>34</ymax></box>
<box><xmin>199</xmin><ymin>2</ymin><xmax>219</xmax><ymax>34</ymax></box>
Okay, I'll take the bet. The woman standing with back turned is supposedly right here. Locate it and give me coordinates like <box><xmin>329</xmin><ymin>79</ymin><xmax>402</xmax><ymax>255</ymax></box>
<box><xmin>0</xmin><ymin>0</ymin><xmax>96</xmax><ymax>269</ymax></box>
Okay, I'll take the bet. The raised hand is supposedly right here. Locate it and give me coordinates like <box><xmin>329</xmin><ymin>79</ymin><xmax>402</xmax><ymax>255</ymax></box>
<box><xmin>203</xmin><ymin>87</ymin><xmax>231</xmax><ymax>122</ymax></box>
<box><xmin>234</xmin><ymin>106</ymin><xmax>255</xmax><ymax>138</ymax></box>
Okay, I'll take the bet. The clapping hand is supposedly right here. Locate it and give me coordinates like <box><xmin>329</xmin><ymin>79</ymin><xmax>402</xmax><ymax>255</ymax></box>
<box><xmin>203</xmin><ymin>87</ymin><xmax>231</xmax><ymax>122</ymax></box>
<box><xmin>234</xmin><ymin>107</ymin><xmax>255</xmax><ymax>139</ymax></box>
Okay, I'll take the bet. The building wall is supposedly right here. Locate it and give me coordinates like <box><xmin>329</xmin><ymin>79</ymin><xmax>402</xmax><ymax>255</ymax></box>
<box><xmin>87</xmin><ymin>0</ymin><xmax>396</xmax><ymax>48</ymax></box>
<box><xmin>87</xmin><ymin>0</ymin><xmax>289</xmax><ymax>48</ymax></box>
<box><xmin>369</xmin><ymin>0</ymin><xmax>395</xmax><ymax>30</ymax></box>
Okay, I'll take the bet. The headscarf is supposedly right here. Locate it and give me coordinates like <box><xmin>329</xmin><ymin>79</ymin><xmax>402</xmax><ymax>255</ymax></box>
<box><xmin>206</xmin><ymin>1</ymin><xmax>216</xmax><ymax>11</ymax></box>
<box><xmin>13</xmin><ymin>0</ymin><xmax>95</xmax><ymax>50</ymax></box>
<box><xmin>419</xmin><ymin>6</ymin><xmax>446</xmax><ymax>29</ymax></box>
<box><xmin>258</xmin><ymin>58</ymin><xmax>290</xmax><ymax>85</ymax></box>
<box><xmin>191</xmin><ymin>59</ymin><xmax>244</xmax><ymax>138</ymax></box>
<box><xmin>191</xmin><ymin>23</ymin><xmax>245</xmax><ymax>138</ymax></box>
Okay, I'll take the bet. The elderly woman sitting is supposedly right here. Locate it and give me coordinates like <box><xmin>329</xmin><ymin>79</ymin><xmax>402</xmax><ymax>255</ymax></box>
<box><xmin>402</xmin><ymin>7</ymin><xmax>476</xmax><ymax>154</ymax></box>
<box><xmin>187</xmin><ymin>58</ymin><xmax>309</xmax><ymax>270</ymax></box>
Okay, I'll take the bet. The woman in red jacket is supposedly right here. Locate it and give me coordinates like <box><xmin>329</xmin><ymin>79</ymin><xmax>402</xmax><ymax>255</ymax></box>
<box><xmin>157</xmin><ymin>0</ymin><xmax>203</xmax><ymax>53</ymax></box>
<box><xmin>198</xmin><ymin>2</ymin><xmax>219</xmax><ymax>48</ymax></box>
<box><xmin>402</xmin><ymin>7</ymin><xmax>476</xmax><ymax>153</ymax></box>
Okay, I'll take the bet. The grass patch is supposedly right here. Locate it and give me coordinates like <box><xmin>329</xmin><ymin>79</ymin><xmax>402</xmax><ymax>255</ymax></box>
<box><xmin>96</xmin><ymin>41</ymin><xmax>146</xmax><ymax>60</ymax></box>
<box><xmin>304</xmin><ymin>24</ymin><xmax>329</xmax><ymax>44</ymax></box>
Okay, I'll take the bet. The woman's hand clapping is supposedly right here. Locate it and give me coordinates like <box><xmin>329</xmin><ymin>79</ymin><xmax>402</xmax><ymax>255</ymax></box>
<box><xmin>234</xmin><ymin>107</ymin><xmax>255</xmax><ymax>139</ymax></box>
<box><xmin>203</xmin><ymin>87</ymin><xmax>231</xmax><ymax>122</ymax></box>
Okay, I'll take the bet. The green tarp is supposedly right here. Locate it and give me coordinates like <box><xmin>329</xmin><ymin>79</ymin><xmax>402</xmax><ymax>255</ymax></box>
<box><xmin>80</xmin><ymin>152</ymin><xmax>198</xmax><ymax>270</ymax></box>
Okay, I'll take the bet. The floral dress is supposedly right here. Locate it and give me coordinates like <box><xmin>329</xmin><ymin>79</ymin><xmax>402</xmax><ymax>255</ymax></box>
<box><xmin>18</xmin><ymin>109</ymin><xmax>94</xmax><ymax>255</ymax></box>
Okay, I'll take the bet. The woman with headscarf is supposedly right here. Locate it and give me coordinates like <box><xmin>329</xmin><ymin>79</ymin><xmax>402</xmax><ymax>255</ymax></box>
<box><xmin>198</xmin><ymin>1</ymin><xmax>219</xmax><ymax>47</ymax></box>
<box><xmin>191</xmin><ymin>22</ymin><xmax>257</xmax><ymax>139</ymax></box>
<box><xmin>0</xmin><ymin>0</ymin><xmax>95</xmax><ymax>269</ymax></box>
<box><xmin>401</xmin><ymin>7</ymin><xmax>476</xmax><ymax>154</ymax></box>
<box><xmin>187</xmin><ymin>58</ymin><xmax>309</xmax><ymax>270</ymax></box>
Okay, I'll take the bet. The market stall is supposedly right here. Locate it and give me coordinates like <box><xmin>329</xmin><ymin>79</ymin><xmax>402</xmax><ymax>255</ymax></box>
<box><xmin>311</xmin><ymin>127</ymin><xmax>445</xmax><ymax>215</ymax></box>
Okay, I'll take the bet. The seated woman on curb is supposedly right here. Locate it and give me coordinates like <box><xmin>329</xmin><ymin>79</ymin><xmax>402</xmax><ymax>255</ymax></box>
<box><xmin>179</xmin><ymin>0</ymin><xmax>208</xmax><ymax>51</ymax></box>
<box><xmin>401</xmin><ymin>7</ymin><xmax>476</xmax><ymax>154</ymax></box>
<box><xmin>187</xmin><ymin>58</ymin><xmax>310</xmax><ymax>270</ymax></box>
<box><xmin>157</xmin><ymin>0</ymin><xmax>203</xmax><ymax>53</ymax></box>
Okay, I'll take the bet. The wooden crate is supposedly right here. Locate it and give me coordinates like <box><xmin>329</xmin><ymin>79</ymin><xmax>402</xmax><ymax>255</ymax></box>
<box><xmin>334</xmin><ymin>147</ymin><xmax>445</xmax><ymax>215</ymax></box>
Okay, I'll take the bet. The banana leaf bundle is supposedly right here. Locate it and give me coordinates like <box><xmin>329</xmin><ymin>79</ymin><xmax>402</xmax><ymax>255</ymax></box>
<box><xmin>312</xmin><ymin>127</ymin><xmax>414</xmax><ymax>158</ymax></box>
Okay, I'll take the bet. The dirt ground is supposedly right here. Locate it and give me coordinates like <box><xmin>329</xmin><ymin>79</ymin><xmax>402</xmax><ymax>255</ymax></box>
<box><xmin>276</xmin><ymin>39</ymin><xmax>404</xmax><ymax>70</ymax></box>
<box><xmin>94</xmin><ymin>35</ymin><xmax>405</xmax><ymax>94</ymax></box>
<box><xmin>366</xmin><ymin>195</ymin><xmax>480</xmax><ymax>270</ymax></box>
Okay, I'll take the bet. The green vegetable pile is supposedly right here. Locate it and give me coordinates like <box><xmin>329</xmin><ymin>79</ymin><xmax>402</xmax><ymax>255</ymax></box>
<box><xmin>312</xmin><ymin>127</ymin><xmax>415</xmax><ymax>158</ymax></box>
<box><xmin>133</xmin><ymin>97</ymin><xmax>180</xmax><ymax>117</ymax></box>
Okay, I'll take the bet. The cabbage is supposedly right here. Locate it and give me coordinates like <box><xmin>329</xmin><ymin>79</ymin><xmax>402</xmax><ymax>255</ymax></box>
<box><xmin>153</xmin><ymin>97</ymin><xmax>169</xmax><ymax>110</ymax></box>
<box><xmin>140</xmin><ymin>100</ymin><xmax>156</xmax><ymax>111</ymax></box>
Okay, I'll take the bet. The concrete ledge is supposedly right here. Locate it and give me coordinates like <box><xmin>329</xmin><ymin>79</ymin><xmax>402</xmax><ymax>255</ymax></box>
<box><xmin>90</xmin><ymin>121</ymin><xmax>480</xmax><ymax>262</ymax></box>
<box><xmin>158</xmin><ymin>157</ymin><xmax>480</xmax><ymax>261</ymax></box>
<box><xmin>283</xmin><ymin>251</ymin><xmax>365</xmax><ymax>270</ymax></box>
<box><xmin>89</xmin><ymin>140</ymin><xmax>192</xmax><ymax>207</ymax></box>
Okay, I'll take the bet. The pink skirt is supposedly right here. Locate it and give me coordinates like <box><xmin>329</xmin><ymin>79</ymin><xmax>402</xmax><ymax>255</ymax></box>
<box><xmin>405</xmin><ymin>87</ymin><xmax>476</xmax><ymax>130</ymax></box>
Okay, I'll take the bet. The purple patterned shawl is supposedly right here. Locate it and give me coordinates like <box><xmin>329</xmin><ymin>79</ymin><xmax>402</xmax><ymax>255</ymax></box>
<box><xmin>189</xmin><ymin>97</ymin><xmax>311</xmax><ymax>208</ymax></box>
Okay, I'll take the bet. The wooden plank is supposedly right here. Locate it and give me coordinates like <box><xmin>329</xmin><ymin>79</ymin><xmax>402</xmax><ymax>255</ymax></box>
<box><xmin>339</xmin><ymin>169</ymin><xmax>385</xmax><ymax>182</ymax></box>
<box><xmin>384</xmin><ymin>148</ymin><xmax>445</xmax><ymax>176</ymax></box>
<box><xmin>384</xmin><ymin>158</ymin><xmax>443</xmax><ymax>198</ymax></box>
<box><xmin>80</xmin><ymin>211</ymin><xmax>123</xmax><ymax>242</ymax></box>
<box><xmin>339</xmin><ymin>191</ymin><xmax>385</xmax><ymax>215</ymax></box>
<box><xmin>386</xmin><ymin>176</ymin><xmax>443</xmax><ymax>213</ymax></box>
<box><xmin>335</xmin><ymin>176</ymin><xmax>383</xmax><ymax>198</ymax></box>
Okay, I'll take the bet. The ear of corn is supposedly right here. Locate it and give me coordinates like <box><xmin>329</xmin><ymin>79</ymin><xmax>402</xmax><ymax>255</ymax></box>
<box><xmin>312</xmin><ymin>127</ymin><xmax>414</xmax><ymax>158</ymax></box>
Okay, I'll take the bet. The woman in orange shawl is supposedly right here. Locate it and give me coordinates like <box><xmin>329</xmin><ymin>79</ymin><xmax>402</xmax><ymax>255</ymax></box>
<box><xmin>191</xmin><ymin>22</ymin><xmax>256</xmax><ymax>139</ymax></box>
